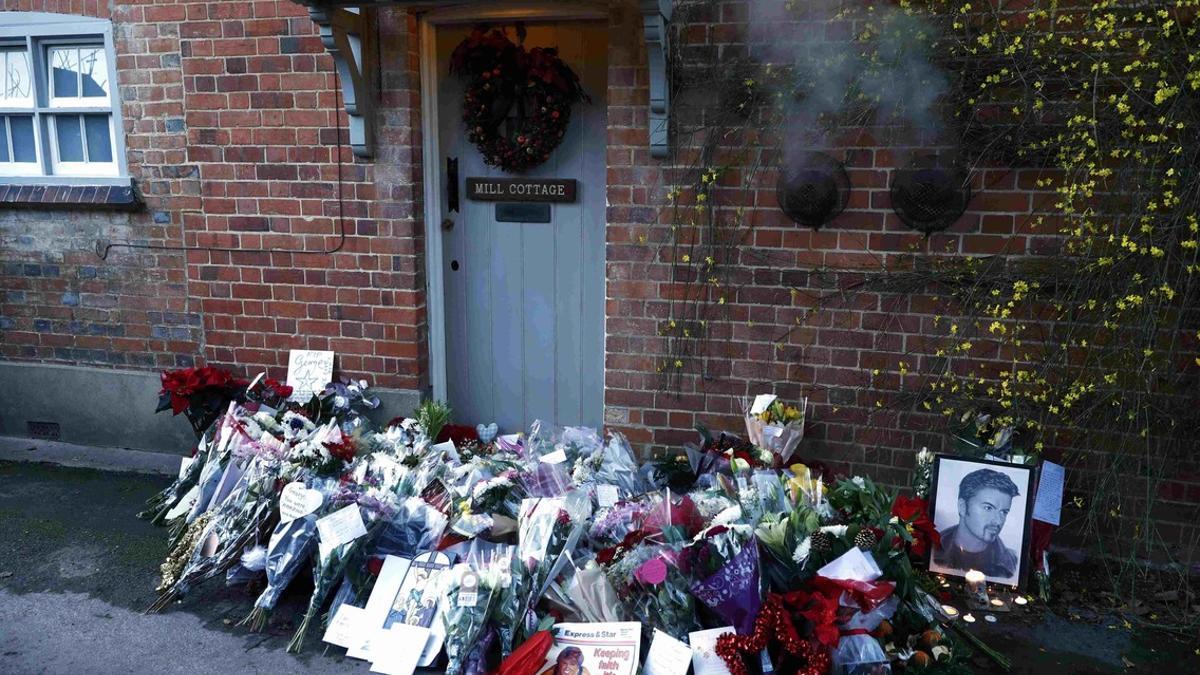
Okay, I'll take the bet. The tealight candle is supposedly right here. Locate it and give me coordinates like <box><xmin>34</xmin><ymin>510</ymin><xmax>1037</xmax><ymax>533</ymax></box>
<box><xmin>963</xmin><ymin>613</ymin><xmax>976</xmax><ymax>623</ymax></box>
<box><xmin>990</xmin><ymin>598</ymin><xmax>1005</xmax><ymax>607</ymax></box>
<box><xmin>940</xmin><ymin>604</ymin><xmax>959</xmax><ymax>617</ymax></box>
<box><xmin>1014</xmin><ymin>596</ymin><xmax>1028</xmax><ymax>606</ymax></box>
<box><xmin>965</xmin><ymin>569</ymin><xmax>986</xmax><ymax>593</ymax></box>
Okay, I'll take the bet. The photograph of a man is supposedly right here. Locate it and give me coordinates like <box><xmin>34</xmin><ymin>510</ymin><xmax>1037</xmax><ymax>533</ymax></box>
<box><xmin>929</xmin><ymin>457</ymin><xmax>1032</xmax><ymax>586</ymax></box>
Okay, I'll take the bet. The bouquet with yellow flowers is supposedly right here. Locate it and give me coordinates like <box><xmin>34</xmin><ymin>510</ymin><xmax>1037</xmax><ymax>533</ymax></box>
<box><xmin>743</xmin><ymin>395</ymin><xmax>806</xmax><ymax>462</ymax></box>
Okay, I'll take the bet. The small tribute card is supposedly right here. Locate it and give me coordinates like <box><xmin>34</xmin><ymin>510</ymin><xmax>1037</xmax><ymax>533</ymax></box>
<box><xmin>690</xmin><ymin>627</ymin><xmax>735</xmax><ymax>675</ymax></box>
<box><xmin>323</xmin><ymin>604</ymin><xmax>367</xmax><ymax>648</ymax></box>
<box><xmin>1032</xmin><ymin>460</ymin><xmax>1065</xmax><ymax>526</ymax></box>
<box><xmin>286</xmin><ymin>349</ymin><xmax>334</xmax><ymax>402</ymax></box>
<box><xmin>643</xmin><ymin>628</ymin><xmax>693</xmax><ymax>675</ymax></box>
<box><xmin>279</xmin><ymin>482</ymin><xmax>323</xmax><ymax>523</ymax></box>
<box><xmin>316</xmin><ymin>504</ymin><xmax>367</xmax><ymax>559</ymax></box>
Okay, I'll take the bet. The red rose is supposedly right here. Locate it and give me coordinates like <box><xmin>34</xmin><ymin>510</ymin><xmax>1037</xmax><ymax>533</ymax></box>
<box><xmin>892</xmin><ymin>495</ymin><xmax>941</xmax><ymax>558</ymax></box>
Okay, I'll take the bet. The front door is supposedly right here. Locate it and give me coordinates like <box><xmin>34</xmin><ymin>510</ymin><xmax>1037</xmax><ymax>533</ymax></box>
<box><xmin>435</xmin><ymin>21</ymin><xmax>607</xmax><ymax>432</ymax></box>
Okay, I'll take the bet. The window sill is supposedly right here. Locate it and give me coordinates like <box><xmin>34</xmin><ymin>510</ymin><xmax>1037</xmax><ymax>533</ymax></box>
<box><xmin>0</xmin><ymin>177</ymin><xmax>142</xmax><ymax>211</ymax></box>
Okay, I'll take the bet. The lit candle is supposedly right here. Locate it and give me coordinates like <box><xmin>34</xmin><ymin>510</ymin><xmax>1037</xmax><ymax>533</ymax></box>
<box><xmin>990</xmin><ymin>598</ymin><xmax>1005</xmax><ymax>607</ymax></box>
<box><xmin>965</xmin><ymin>569</ymin><xmax>986</xmax><ymax>593</ymax></box>
<box><xmin>1014</xmin><ymin>596</ymin><xmax>1028</xmax><ymax>606</ymax></box>
<box><xmin>963</xmin><ymin>613</ymin><xmax>976</xmax><ymax>623</ymax></box>
<box><xmin>940</xmin><ymin>604</ymin><xmax>959</xmax><ymax>617</ymax></box>
<box><xmin>964</xmin><ymin>569</ymin><xmax>989</xmax><ymax>607</ymax></box>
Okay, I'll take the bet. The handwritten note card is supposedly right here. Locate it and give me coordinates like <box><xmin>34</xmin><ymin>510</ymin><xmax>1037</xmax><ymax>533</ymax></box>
<box><xmin>286</xmin><ymin>349</ymin><xmax>334</xmax><ymax>402</ymax></box>
<box><xmin>690</xmin><ymin>627</ymin><xmax>735</xmax><ymax>675</ymax></box>
<box><xmin>316</xmin><ymin>504</ymin><xmax>367</xmax><ymax>559</ymax></box>
<box><xmin>643</xmin><ymin>629</ymin><xmax>693</xmax><ymax>675</ymax></box>
<box><xmin>279</xmin><ymin>482</ymin><xmax>323</xmax><ymax>523</ymax></box>
<box><xmin>323</xmin><ymin>604</ymin><xmax>366</xmax><ymax>648</ymax></box>
<box><xmin>1032</xmin><ymin>460</ymin><xmax>1065</xmax><ymax>526</ymax></box>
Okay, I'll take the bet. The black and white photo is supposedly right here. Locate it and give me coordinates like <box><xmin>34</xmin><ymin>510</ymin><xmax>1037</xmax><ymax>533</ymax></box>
<box><xmin>928</xmin><ymin>455</ymin><xmax>1034</xmax><ymax>587</ymax></box>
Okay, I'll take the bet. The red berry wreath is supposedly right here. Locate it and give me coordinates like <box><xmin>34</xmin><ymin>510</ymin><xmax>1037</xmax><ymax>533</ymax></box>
<box><xmin>450</xmin><ymin>26</ymin><xmax>588</xmax><ymax>173</ymax></box>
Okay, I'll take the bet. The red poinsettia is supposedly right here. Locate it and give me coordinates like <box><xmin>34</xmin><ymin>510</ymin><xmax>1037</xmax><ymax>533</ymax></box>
<box><xmin>891</xmin><ymin>495</ymin><xmax>941</xmax><ymax>558</ymax></box>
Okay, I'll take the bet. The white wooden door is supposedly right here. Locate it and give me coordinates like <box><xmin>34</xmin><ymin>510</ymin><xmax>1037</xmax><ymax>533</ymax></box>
<box><xmin>436</xmin><ymin>22</ymin><xmax>607</xmax><ymax>432</ymax></box>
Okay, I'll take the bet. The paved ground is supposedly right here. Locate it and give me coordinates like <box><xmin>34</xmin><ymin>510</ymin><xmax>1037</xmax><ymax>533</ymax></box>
<box><xmin>0</xmin><ymin>457</ymin><xmax>1195</xmax><ymax>674</ymax></box>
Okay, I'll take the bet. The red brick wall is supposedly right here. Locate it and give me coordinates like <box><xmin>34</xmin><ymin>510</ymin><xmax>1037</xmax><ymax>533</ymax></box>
<box><xmin>175</xmin><ymin>1</ymin><xmax>426</xmax><ymax>390</ymax></box>
<box><xmin>1</xmin><ymin>0</ymin><xmax>198</xmax><ymax>369</ymax></box>
<box><xmin>600</xmin><ymin>0</ymin><xmax>1199</xmax><ymax>562</ymax></box>
<box><xmin>0</xmin><ymin>1</ymin><xmax>428</xmax><ymax>390</ymax></box>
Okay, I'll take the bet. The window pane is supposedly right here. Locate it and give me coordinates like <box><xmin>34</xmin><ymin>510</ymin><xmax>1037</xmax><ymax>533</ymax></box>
<box><xmin>51</xmin><ymin>47</ymin><xmax>79</xmax><ymax>99</ymax></box>
<box><xmin>10</xmin><ymin>116</ymin><xmax>35</xmax><ymax>163</ymax></box>
<box><xmin>80</xmin><ymin>47</ymin><xmax>108</xmax><ymax>97</ymax></box>
<box><xmin>55</xmin><ymin>115</ymin><xmax>84</xmax><ymax>162</ymax></box>
<box><xmin>2</xmin><ymin>50</ymin><xmax>32</xmax><ymax>103</ymax></box>
<box><xmin>84</xmin><ymin>114</ymin><xmax>112</xmax><ymax>162</ymax></box>
<box><xmin>0</xmin><ymin>120</ymin><xmax>8</xmax><ymax>162</ymax></box>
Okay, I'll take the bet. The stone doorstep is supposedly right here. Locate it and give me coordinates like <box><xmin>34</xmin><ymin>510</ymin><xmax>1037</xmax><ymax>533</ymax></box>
<box><xmin>0</xmin><ymin>435</ymin><xmax>179</xmax><ymax>476</ymax></box>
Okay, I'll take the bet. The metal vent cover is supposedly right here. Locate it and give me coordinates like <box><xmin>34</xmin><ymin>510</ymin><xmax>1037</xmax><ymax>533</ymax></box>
<box><xmin>776</xmin><ymin>151</ymin><xmax>851</xmax><ymax>230</ymax></box>
<box><xmin>890</xmin><ymin>154</ymin><xmax>972</xmax><ymax>236</ymax></box>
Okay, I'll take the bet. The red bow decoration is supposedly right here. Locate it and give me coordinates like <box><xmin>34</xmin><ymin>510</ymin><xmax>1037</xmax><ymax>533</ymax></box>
<box><xmin>715</xmin><ymin>594</ymin><xmax>834</xmax><ymax>675</ymax></box>
<box><xmin>808</xmin><ymin>575</ymin><xmax>896</xmax><ymax>615</ymax></box>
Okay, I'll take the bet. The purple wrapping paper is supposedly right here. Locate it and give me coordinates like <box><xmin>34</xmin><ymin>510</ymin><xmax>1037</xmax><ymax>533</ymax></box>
<box><xmin>690</xmin><ymin>540</ymin><xmax>762</xmax><ymax>634</ymax></box>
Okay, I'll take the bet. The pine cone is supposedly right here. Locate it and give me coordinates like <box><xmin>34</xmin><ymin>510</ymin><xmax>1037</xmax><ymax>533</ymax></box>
<box><xmin>854</xmin><ymin>528</ymin><xmax>879</xmax><ymax>550</ymax></box>
<box><xmin>811</xmin><ymin>530</ymin><xmax>835</xmax><ymax>554</ymax></box>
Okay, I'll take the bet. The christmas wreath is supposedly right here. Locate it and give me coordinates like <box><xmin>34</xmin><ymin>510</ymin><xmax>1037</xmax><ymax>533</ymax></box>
<box><xmin>450</xmin><ymin>26</ymin><xmax>588</xmax><ymax>173</ymax></box>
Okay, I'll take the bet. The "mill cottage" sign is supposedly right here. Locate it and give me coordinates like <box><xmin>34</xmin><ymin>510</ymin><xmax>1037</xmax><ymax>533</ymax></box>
<box><xmin>465</xmin><ymin>177</ymin><xmax>578</xmax><ymax>203</ymax></box>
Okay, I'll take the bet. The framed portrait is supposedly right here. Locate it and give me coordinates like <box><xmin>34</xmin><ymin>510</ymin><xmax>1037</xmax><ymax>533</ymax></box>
<box><xmin>927</xmin><ymin>454</ymin><xmax>1035</xmax><ymax>588</ymax></box>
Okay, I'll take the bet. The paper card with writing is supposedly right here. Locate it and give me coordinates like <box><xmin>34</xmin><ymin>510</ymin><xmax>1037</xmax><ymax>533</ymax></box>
<box><xmin>596</xmin><ymin>484</ymin><xmax>620</xmax><ymax>508</ymax></box>
<box><xmin>316</xmin><ymin>504</ymin><xmax>367</xmax><ymax>553</ymax></box>
<box><xmin>546</xmin><ymin>622</ymin><xmax>641</xmax><ymax>675</ymax></box>
<box><xmin>368</xmin><ymin>624</ymin><xmax>431</xmax><ymax>675</ymax></box>
<box><xmin>749</xmin><ymin>394</ymin><xmax>778</xmax><ymax>416</ymax></box>
<box><xmin>540</xmin><ymin>448</ymin><xmax>568</xmax><ymax>464</ymax></box>
<box><xmin>286</xmin><ymin>349</ymin><xmax>334</xmax><ymax>402</ymax></box>
<box><xmin>279</xmin><ymin>482</ymin><xmax>324</xmax><ymax>523</ymax></box>
<box><xmin>643</xmin><ymin>628</ymin><xmax>693</xmax><ymax>675</ymax></box>
<box><xmin>1032</xmin><ymin>460</ymin><xmax>1065</xmax><ymax>526</ymax></box>
<box><xmin>323</xmin><ymin>603</ymin><xmax>367</xmax><ymax>648</ymax></box>
<box><xmin>690</xmin><ymin>627</ymin><xmax>736</xmax><ymax>675</ymax></box>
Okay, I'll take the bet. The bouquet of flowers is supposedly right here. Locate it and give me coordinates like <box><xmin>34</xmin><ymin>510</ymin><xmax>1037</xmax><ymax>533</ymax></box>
<box><xmin>685</xmin><ymin>524</ymin><xmax>762</xmax><ymax>633</ymax></box>
<box><xmin>442</xmin><ymin>549</ymin><xmax>513</xmax><ymax>675</ymax></box>
<box><xmin>744</xmin><ymin>395</ymin><xmax>806</xmax><ymax>463</ymax></box>
<box><xmin>150</xmin><ymin>454</ymin><xmax>277</xmax><ymax>611</ymax></box>
<box><xmin>241</xmin><ymin>510</ymin><xmax>319</xmax><ymax>631</ymax></box>
<box><xmin>157</xmin><ymin>365</ymin><xmax>249</xmax><ymax>437</ymax></box>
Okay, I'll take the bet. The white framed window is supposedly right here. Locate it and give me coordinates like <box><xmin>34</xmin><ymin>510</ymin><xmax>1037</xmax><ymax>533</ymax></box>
<box><xmin>0</xmin><ymin>13</ymin><xmax>125</xmax><ymax>181</ymax></box>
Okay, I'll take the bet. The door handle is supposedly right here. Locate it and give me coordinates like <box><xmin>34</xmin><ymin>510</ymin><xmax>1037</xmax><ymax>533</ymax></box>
<box><xmin>447</xmin><ymin>157</ymin><xmax>459</xmax><ymax>213</ymax></box>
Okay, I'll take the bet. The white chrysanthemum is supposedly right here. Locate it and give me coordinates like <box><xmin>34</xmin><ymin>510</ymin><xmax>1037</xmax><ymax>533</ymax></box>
<box><xmin>793</xmin><ymin>536</ymin><xmax>812</xmax><ymax>565</ymax></box>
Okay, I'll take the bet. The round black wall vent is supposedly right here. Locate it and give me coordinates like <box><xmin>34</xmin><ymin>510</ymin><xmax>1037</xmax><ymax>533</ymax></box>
<box><xmin>776</xmin><ymin>151</ymin><xmax>851</xmax><ymax>229</ymax></box>
<box><xmin>890</xmin><ymin>155</ymin><xmax>971</xmax><ymax>236</ymax></box>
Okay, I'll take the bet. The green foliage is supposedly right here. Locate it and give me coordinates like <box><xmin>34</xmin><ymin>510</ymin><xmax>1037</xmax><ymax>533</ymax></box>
<box><xmin>416</xmin><ymin>399</ymin><xmax>452</xmax><ymax>442</ymax></box>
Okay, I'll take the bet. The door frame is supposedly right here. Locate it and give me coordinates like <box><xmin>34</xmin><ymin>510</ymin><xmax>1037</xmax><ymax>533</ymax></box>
<box><xmin>419</xmin><ymin>2</ymin><xmax>608</xmax><ymax>403</ymax></box>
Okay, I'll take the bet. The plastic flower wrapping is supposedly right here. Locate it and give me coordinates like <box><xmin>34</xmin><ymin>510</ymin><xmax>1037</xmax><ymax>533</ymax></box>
<box><xmin>140</xmin><ymin>371</ymin><xmax>991</xmax><ymax>674</ymax></box>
